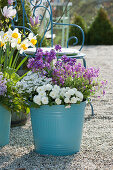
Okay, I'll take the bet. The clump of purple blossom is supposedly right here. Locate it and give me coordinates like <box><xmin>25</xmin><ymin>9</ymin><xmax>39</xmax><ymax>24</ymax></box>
<box><xmin>55</xmin><ymin>44</ymin><xmax>61</xmax><ymax>52</ymax></box>
<box><xmin>27</xmin><ymin>48</ymin><xmax>56</xmax><ymax>74</ymax></box>
<box><xmin>0</xmin><ymin>72</ymin><xmax>7</xmax><ymax>96</ymax></box>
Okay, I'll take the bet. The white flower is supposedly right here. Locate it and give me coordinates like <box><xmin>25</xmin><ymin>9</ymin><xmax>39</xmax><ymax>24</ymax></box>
<box><xmin>28</xmin><ymin>32</ymin><xmax>37</xmax><ymax>47</ymax></box>
<box><xmin>68</xmin><ymin>89</ymin><xmax>75</xmax><ymax>96</ymax></box>
<box><xmin>65</xmin><ymin>87</ymin><xmax>70</xmax><ymax>91</ymax></box>
<box><xmin>64</xmin><ymin>98</ymin><xmax>70</xmax><ymax>104</ymax></box>
<box><xmin>17</xmin><ymin>39</ymin><xmax>30</xmax><ymax>54</ymax></box>
<box><xmin>75</xmin><ymin>91</ymin><xmax>83</xmax><ymax>100</ymax></box>
<box><xmin>36</xmin><ymin>86</ymin><xmax>45</xmax><ymax>93</ymax></box>
<box><xmin>41</xmin><ymin>96</ymin><xmax>48</xmax><ymax>104</ymax></box>
<box><xmin>33</xmin><ymin>95</ymin><xmax>41</xmax><ymax>105</ymax></box>
<box><xmin>38</xmin><ymin>91</ymin><xmax>46</xmax><ymax>97</ymax></box>
<box><xmin>1</xmin><ymin>6</ymin><xmax>16</xmax><ymax>19</ymax></box>
<box><xmin>73</xmin><ymin>88</ymin><xmax>77</xmax><ymax>93</ymax></box>
<box><xmin>50</xmin><ymin>91</ymin><xmax>58</xmax><ymax>99</ymax></box>
<box><xmin>60</xmin><ymin>91</ymin><xmax>65</xmax><ymax>97</ymax></box>
<box><xmin>53</xmin><ymin>85</ymin><xmax>60</xmax><ymax>92</ymax></box>
<box><xmin>55</xmin><ymin>98</ymin><xmax>61</xmax><ymax>105</ymax></box>
<box><xmin>64</xmin><ymin>92</ymin><xmax>71</xmax><ymax>98</ymax></box>
<box><xmin>65</xmin><ymin>105</ymin><xmax>71</xmax><ymax>109</ymax></box>
<box><xmin>70</xmin><ymin>97</ymin><xmax>77</xmax><ymax>104</ymax></box>
<box><xmin>45</xmin><ymin>84</ymin><xmax>53</xmax><ymax>91</ymax></box>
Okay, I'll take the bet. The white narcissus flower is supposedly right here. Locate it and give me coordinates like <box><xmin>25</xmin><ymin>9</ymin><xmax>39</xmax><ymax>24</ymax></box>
<box><xmin>55</xmin><ymin>98</ymin><xmax>61</xmax><ymax>105</ymax></box>
<box><xmin>0</xmin><ymin>37</ymin><xmax>4</xmax><ymax>47</ymax></box>
<box><xmin>11</xmin><ymin>28</ymin><xmax>21</xmax><ymax>40</ymax></box>
<box><xmin>0</xmin><ymin>31</ymin><xmax>4</xmax><ymax>38</ymax></box>
<box><xmin>28</xmin><ymin>32</ymin><xmax>37</xmax><ymax>47</ymax></box>
<box><xmin>17</xmin><ymin>39</ymin><xmax>30</xmax><ymax>54</ymax></box>
<box><xmin>64</xmin><ymin>98</ymin><xmax>70</xmax><ymax>104</ymax></box>
<box><xmin>11</xmin><ymin>28</ymin><xmax>21</xmax><ymax>47</ymax></box>
<box><xmin>71</xmin><ymin>97</ymin><xmax>77</xmax><ymax>104</ymax></box>
<box><xmin>1</xmin><ymin>6</ymin><xmax>16</xmax><ymax>19</ymax></box>
<box><xmin>75</xmin><ymin>91</ymin><xmax>83</xmax><ymax>100</ymax></box>
<box><xmin>3</xmin><ymin>29</ymin><xmax>12</xmax><ymax>42</ymax></box>
<box><xmin>41</xmin><ymin>96</ymin><xmax>48</xmax><ymax>104</ymax></box>
<box><xmin>33</xmin><ymin>95</ymin><xmax>41</xmax><ymax>105</ymax></box>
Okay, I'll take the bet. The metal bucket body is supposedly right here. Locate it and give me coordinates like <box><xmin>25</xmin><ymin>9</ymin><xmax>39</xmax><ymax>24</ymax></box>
<box><xmin>0</xmin><ymin>104</ymin><xmax>11</xmax><ymax>146</ymax></box>
<box><xmin>30</xmin><ymin>102</ymin><xmax>86</xmax><ymax>156</ymax></box>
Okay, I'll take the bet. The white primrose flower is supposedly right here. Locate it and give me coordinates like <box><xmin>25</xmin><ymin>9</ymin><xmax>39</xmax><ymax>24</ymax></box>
<box><xmin>33</xmin><ymin>95</ymin><xmax>41</xmax><ymax>105</ymax></box>
<box><xmin>38</xmin><ymin>91</ymin><xmax>46</xmax><ymax>97</ymax></box>
<box><xmin>41</xmin><ymin>96</ymin><xmax>49</xmax><ymax>105</ymax></box>
<box><xmin>45</xmin><ymin>84</ymin><xmax>53</xmax><ymax>91</ymax></box>
<box><xmin>64</xmin><ymin>98</ymin><xmax>70</xmax><ymax>104</ymax></box>
<box><xmin>36</xmin><ymin>86</ymin><xmax>46</xmax><ymax>93</ymax></box>
<box><xmin>75</xmin><ymin>91</ymin><xmax>83</xmax><ymax>100</ymax></box>
<box><xmin>50</xmin><ymin>91</ymin><xmax>58</xmax><ymax>99</ymax></box>
<box><xmin>64</xmin><ymin>92</ymin><xmax>71</xmax><ymax>98</ymax></box>
<box><xmin>55</xmin><ymin>98</ymin><xmax>61</xmax><ymax>105</ymax></box>
<box><xmin>60</xmin><ymin>91</ymin><xmax>65</xmax><ymax>97</ymax></box>
<box><xmin>70</xmin><ymin>97</ymin><xmax>77</xmax><ymax>104</ymax></box>
<box><xmin>68</xmin><ymin>89</ymin><xmax>75</xmax><ymax>96</ymax></box>
<box><xmin>53</xmin><ymin>85</ymin><xmax>60</xmax><ymax>92</ymax></box>
<box><xmin>65</xmin><ymin>87</ymin><xmax>70</xmax><ymax>91</ymax></box>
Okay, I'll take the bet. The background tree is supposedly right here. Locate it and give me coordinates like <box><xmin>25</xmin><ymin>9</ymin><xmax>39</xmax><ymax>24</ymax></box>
<box><xmin>86</xmin><ymin>7</ymin><xmax>113</xmax><ymax>45</ymax></box>
<box><xmin>69</xmin><ymin>13</ymin><xmax>87</xmax><ymax>45</ymax></box>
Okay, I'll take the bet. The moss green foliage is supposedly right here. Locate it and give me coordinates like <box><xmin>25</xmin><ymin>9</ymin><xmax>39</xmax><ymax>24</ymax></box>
<box><xmin>86</xmin><ymin>8</ymin><xmax>113</xmax><ymax>45</ymax></box>
<box><xmin>69</xmin><ymin>13</ymin><xmax>87</xmax><ymax>45</ymax></box>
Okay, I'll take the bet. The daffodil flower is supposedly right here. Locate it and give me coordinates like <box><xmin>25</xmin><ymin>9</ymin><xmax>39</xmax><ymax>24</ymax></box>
<box><xmin>11</xmin><ymin>28</ymin><xmax>21</xmax><ymax>40</ymax></box>
<box><xmin>17</xmin><ymin>39</ymin><xmax>30</xmax><ymax>54</ymax></box>
<box><xmin>28</xmin><ymin>33</ymin><xmax>37</xmax><ymax>47</ymax></box>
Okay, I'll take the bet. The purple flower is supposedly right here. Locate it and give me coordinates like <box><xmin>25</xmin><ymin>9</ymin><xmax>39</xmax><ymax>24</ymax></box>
<box><xmin>30</xmin><ymin>15</ymin><xmax>39</xmax><ymax>27</ymax></box>
<box><xmin>55</xmin><ymin>44</ymin><xmax>61</xmax><ymax>51</ymax></box>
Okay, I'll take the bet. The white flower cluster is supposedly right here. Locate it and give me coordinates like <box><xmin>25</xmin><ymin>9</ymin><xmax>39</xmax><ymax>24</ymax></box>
<box><xmin>16</xmin><ymin>71</ymin><xmax>52</xmax><ymax>94</ymax></box>
<box><xmin>33</xmin><ymin>84</ymin><xmax>83</xmax><ymax>106</ymax></box>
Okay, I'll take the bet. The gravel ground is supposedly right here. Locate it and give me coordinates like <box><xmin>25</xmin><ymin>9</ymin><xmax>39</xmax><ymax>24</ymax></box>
<box><xmin>0</xmin><ymin>45</ymin><xmax>113</xmax><ymax>170</ymax></box>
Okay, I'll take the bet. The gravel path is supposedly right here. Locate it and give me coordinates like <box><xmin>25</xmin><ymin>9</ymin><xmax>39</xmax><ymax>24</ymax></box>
<box><xmin>0</xmin><ymin>45</ymin><xmax>113</xmax><ymax>170</ymax></box>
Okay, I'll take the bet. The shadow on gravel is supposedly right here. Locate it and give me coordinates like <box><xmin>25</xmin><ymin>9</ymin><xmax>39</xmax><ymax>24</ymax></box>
<box><xmin>10</xmin><ymin>125</ymin><xmax>33</xmax><ymax>147</ymax></box>
<box><xmin>1</xmin><ymin>150</ymin><xmax>78</xmax><ymax>170</ymax></box>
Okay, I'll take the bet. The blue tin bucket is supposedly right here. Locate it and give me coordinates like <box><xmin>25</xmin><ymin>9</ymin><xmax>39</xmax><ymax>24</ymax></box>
<box><xmin>0</xmin><ymin>104</ymin><xmax>11</xmax><ymax>146</ymax></box>
<box><xmin>30</xmin><ymin>101</ymin><xmax>86</xmax><ymax>156</ymax></box>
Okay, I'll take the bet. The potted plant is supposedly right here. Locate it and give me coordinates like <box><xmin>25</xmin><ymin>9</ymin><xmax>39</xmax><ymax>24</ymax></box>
<box><xmin>0</xmin><ymin>71</ymin><xmax>30</xmax><ymax>146</ymax></box>
<box><xmin>16</xmin><ymin>45</ymin><xmax>107</xmax><ymax>156</ymax></box>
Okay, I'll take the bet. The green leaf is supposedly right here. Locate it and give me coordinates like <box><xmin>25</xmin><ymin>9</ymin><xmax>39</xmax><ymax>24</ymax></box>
<box><xmin>11</xmin><ymin>51</ymin><xmax>19</xmax><ymax>69</ymax></box>
<box><xmin>15</xmin><ymin>56</ymin><xmax>28</xmax><ymax>72</ymax></box>
<box><xmin>8</xmin><ymin>48</ymin><xmax>16</xmax><ymax>67</ymax></box>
